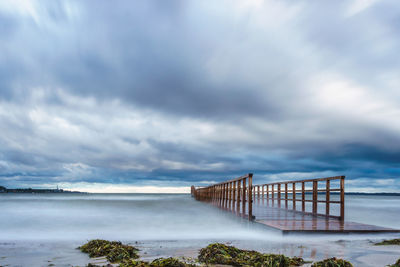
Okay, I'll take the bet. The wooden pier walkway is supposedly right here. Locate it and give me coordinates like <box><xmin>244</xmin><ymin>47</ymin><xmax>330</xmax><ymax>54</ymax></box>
<box><xmin>191</xmin><ymin>174</ymin><xmax>400</xmax><ymax>234</ymax></box>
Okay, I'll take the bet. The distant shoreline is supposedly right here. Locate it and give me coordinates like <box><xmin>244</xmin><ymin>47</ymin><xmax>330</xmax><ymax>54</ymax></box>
<box><xmin>1</xmin><ymin>186</ymin><xmax>399</xmax><ymax>195</ymax></box>
<box><xmin>345</xmin><ymin>192</ymin><xmax>400</xmax><ymax>196</ymax></box>
<box><xmin>0</xmin><ymin>186</ymin><xmax>86</xmax><ymax>194</ymax></box>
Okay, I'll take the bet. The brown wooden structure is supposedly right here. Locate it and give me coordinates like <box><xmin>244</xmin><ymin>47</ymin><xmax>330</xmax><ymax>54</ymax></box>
<box><xmin>192</xmin><ymin>173</ymin><xmax>253</xmax><ymax>220</ymax></box>
<box><xmin>192</xmin><ymin>174</ymin><xmax>400</xmax><ymax>233</ymax></box>
<box><xmin>252</xmin><ymin>176</ymin><xmax>345</xmax><ymax>221</ymax></box>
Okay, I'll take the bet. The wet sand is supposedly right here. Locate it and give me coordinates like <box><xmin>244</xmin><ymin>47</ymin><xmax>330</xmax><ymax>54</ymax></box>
<box><xmin>1</xmin><ymin>236</ymin><xmax>399</xmax><ymax>267</ymax></box>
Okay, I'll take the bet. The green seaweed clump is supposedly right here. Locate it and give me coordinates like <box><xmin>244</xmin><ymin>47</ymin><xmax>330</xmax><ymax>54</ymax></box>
<box><xmin>375</xmin><ymin>239</ymin><xmax>400</xmax><ymax>246</ymax></box>
<box><xmin>79</xmin><ymin>239</ymin><xmax>139</xmax><ymax>263</ymax></box>
<box><xmin>198</xmin><ymin>243</ymin><xmax>304</xmax><ymax>266</ymax></box>
<box><xmin>119</xmin><ymin>259</ymin><xmax>150</xmax><ymax>267</ymax></box>
<box><xmin>151</xmin><ymin>257</ymin><xmax>195</xmax><ymax>267</ymax></box>
<box><xmin>388</xmin><ymin>258</ymin><xmax>400</xmax><ymax>267</ymax></box>
<box><xmin>86</xmin><ymin>264</ymin><xmax>112</xmax><ymax>267</ymax></box>
<box><xmin>311</xmin><ymin>257</ymin><xmax>353</xmax><ymax>267</ymax></box>
<box><xmin>119</xmin><ymin>257</ymin><xmax>195</xmax><ymax>267</ymax></box>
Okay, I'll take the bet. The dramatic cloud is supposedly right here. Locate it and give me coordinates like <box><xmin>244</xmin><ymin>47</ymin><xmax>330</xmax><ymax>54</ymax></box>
<box><xmin>0</xmin><ymin>0</ymin><xmax>399</xmax><ymax>192</ymax></box>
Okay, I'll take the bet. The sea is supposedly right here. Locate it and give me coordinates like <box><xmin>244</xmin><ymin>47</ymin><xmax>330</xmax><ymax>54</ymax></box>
<box><xmin>0</xmin><ymin>193</ymin><xmax>399</xmax><ymax>267</ymax></box>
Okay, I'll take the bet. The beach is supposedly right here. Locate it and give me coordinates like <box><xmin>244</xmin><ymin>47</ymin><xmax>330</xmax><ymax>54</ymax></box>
<box><xmin>0</xmin><ymin>194</ymin><xmax>399</xmax><ymax>267</ymax></box>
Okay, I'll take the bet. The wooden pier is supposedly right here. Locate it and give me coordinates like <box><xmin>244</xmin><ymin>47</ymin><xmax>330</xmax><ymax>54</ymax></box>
<box><xmin>191</xmin><ymin>174</ymin><xmax>400</xmax><ymax>234</ymax></box>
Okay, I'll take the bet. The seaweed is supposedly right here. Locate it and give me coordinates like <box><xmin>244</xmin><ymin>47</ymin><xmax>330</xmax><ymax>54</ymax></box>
<box><xmin>198</xmin><ymin>243</ymin><xmax>304</xmax><ymax>266</ymax></box>
<box><xmin>119</xmin><ymin>257</ymin><xmax>195</xmax><ymax>267</ymax></box>
<box><xmin>388</xmin><ymin>258</ymin><xmax>400</xmax><ymax>267</ymax></box>
<box><xmin>119</xmin><ymin>259</ymin><xmax>150</xmax><ymax>267</ymax></box>
<box><xmin>79</xmin><ymin>239</ymin><xmax>139</xmax><ymax>263</ymax></box>
<box><xmin>86</xmin><ymin>264</ymin><xmax>113</xmax><ymax>267</ymax></box>
<box><xmin>311</xmin><ymin>257</ymin><xmax>353</xmax><ymax>267</ymax></box>
<box><xmin>77</xmin><ymin>240</ymin><xmax>356</xmax><ymax>267</ymax></box>
<box><xmin>79</xmin><ymin>240</ymin><xmax>195</xmax><ymax>267</ymax></box>
<box><xmin>374</xmin><ymin>239</ymin><xmax>400</xmax><ymax>246</ymax></box>
<box><xmin>151</xmin><ymin>257</ymin><xmax>196</xmax><ymax>267</ymax></box>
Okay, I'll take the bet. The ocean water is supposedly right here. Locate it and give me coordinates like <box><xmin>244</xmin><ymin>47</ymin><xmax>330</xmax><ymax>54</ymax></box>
<box><xmin>0</xmin><ymin>193</ymin><xmax>400</xmax><ymax>266</ymax></box>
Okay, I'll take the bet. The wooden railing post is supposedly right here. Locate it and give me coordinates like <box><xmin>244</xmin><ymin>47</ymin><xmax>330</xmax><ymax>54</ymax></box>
<box><xmin>217</xmin><ymin>185</ymin><xmax>220</xmax><ymax>206</ymax></box>
<box><xmin>302</xmin><ymin>182</ymin><xmax>305</xmax><ymax>212</ymax></box>
<box><xmin>218</xmin><ymin>185</ymin><xmax>221</xmax><ymax>206</ymax></box>
<box><xmin>340</xmin><ymin>176</ymin><xmax>345</xmax><ymax>221</ymax></box>
<box><xmin>292</xmin><ymin>183</ymin><xmax>296</xmax><ymax>210</ymax></box>
<box><xmin>285</xmin><ymin>183</ymin><xmax>288</xmax><ymax>209</ymax></box>
<box><xmin>248</xmin><ymin>173</ymin><xmax>253</xmax><ymax>220</ymax></box>
<box><xmin>229</xmin><ymin>182</ymin><xmax>232</xmax><ymax>209</ymax></box>
<box><xmin>262</xmin><ymin>185</ymin><xmax>264</xmax><ymax>201</ymax></box>
<box><xmin>326</xmin><ymin>180</ymin><xmax>330</xmax><ymax>215</ymax></box>
<box><xmin>277</xmin><ymin>184</ymin><xmax>281</xmax><ymax>207</ymax></box>
<box><xmin>312</xmin><ymin>181</ymin><xmax>318</xmax><ymax>214</ymax></box>
<box><xmin>220</xmin><ymin>184</ymin><xmax>222</xmax><ymax>206</ymax></box>
<box><xmin>271</xmin><ymin>184</ymin><xmax>274</xmax><ymax>205</ymax></box>
<box><xmin>236</xmin><ymin>180</ymin><xmax>240</xmax><ymax>212</ymax></box>
<box><xmin>222</xmin><ymin>184</ymin><xmax>224</xmax><ymax>207</ymax></box>
<box><xmin>226</xmin><ymin>183</ymin><xmax>229</xmax><ymax>209</ymax></box>
<box><xmin>214</xmin><ymin>185</ymin><xmax>216</xmax><ymax>204</ymax></box>
<box><xmin>242</xmin><ymin>178</ymin><xmax>246</xmax><ymax>215</ymax></box>
<box><xmin>225</xmin><ymin>183</ymin><xmax>229</xmax><ymax>209</ymax></box>
<box><xmin>232</xmin><ymin>181</ymin><xmax>236</xmax><ymax>211</ymax></box>
<box><xmin>222</xmin><ymin>184</ymin><xmax>225</xmax><ymax>208</ymax></box>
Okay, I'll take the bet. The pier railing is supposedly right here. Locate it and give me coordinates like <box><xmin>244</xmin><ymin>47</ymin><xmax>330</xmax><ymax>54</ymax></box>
<box><xmin>192</xmin><ymin>173</ymin><xmax>253</xmax><ymax>220</ymax></box>
<box><xmin>192</xmin><ymin>174</ymin><xmax>345</xmax><ymax>221</ymax></box>
<box><xmin>253</xmin><ymin>176</ymin><xmax>345</xmax><ymax>220</ymax></box>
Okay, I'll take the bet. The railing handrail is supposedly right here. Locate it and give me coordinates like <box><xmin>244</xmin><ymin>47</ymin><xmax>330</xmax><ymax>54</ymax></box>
<box><xmin>202</xmin><ymin>173</ymin><xmax>253</xmax><ymax>187</ymax></box>
<box><xmin>258</xmin><ymin>175</ymin><xmax>344</xmax><ymax>186</ymax></box>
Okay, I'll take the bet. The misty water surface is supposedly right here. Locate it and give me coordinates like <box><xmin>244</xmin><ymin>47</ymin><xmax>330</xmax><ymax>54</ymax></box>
<box><xmin>1</xmin><ymin>193</ymin><xmax>399</xmax><ymax>241</ymax></box>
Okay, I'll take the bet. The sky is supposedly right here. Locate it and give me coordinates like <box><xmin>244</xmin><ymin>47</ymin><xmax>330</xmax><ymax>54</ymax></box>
<box><xmin>0</xmin><ymin>0</ymin><xmax>399</xmax><ymax>193</ymax></box>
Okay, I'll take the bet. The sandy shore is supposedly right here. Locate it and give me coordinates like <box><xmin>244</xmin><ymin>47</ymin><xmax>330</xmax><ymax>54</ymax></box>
<box><xmin>1</xmin><ymin>237</ymin><xmax>399</xmax><ymax>267</ymax></box>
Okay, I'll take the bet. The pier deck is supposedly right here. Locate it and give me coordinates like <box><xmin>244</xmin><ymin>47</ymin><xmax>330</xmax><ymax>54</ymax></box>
<box><xmin>192</xmin><ymin>174</ymin><xmax>400</xmax><ymax>234</ymax></box>
<box><xmin>253</xmin><ymin>202</ymin><xmax>399</xmax><ymax>233</ymax></box>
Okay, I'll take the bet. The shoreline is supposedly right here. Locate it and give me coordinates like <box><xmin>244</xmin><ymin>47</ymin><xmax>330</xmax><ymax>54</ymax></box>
<box><xmin>1</xmin><ymin>237</ymin><xmax>400</xmax><ymax>267</ymax></box>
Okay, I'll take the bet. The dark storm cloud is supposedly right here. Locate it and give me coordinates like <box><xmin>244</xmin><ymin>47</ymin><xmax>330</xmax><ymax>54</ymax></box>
<box><xmin>0</xmin><ymin>0</ymin><xmax>399</xmax><ymax>191</ymax></box>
